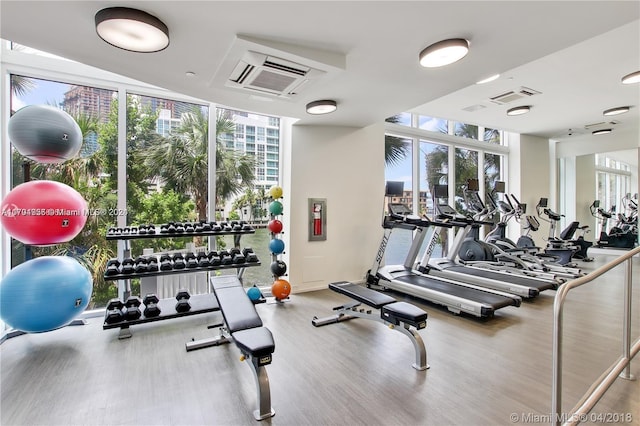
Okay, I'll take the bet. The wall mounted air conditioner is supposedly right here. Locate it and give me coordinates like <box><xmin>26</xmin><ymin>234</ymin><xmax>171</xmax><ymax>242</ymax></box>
<box><xmin>226</xmin><ymin>51</ymin><xmax>324</xmax><ymax>97</ymax></box>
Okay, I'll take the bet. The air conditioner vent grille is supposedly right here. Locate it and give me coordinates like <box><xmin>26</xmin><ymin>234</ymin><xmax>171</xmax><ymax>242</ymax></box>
<box><xmin>490</xmin><ymin>86</ymin><xmax>541</xmax><ymax>104</ymax></box>
<box><xmin>225</xmin><ymin>50</ymin><xmax>323</xmax><ymax>98</ymax></box>
<box><xmin>231</xmin><ymin>64</ymin><xmax>255</xmax><ymax>84</ymax></box>
<box><xmin>251</xmin><ymin>69</ymin><xmax>298</xmax><ymax>92</ymax></box>
<box><xmin>263</xmin><ymin>59</ymin><xmax>308</xmax><ymax>76</ymax></box>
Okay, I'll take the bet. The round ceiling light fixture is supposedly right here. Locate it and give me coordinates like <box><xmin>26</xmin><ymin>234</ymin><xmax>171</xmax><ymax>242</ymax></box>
<box><xmin>592</xmin><ymin>128</ymin><xmax>612</xmax><ymax>135</ymax></box>
<box><xmin>506</xmin><ymin>105</ymin><xmax>531</xmax><ymax>116</ymax></box>
<box><xmin>419</xmin><ymin>38</ymin><xmax>469</xmax><ymax>68</ymax></box>
<box><xmin>306</xmin><ymin>100</ymin><xmax>337</xmax><ymax>115</ymax></box>
<box><xmin>603</xmin><ymin>106</ymin><xmax>630</xmax><ymax>116</ymax></box>
<box><xmin>95</xmin><ymin>7</ymin><xmax>169</xmax><ymax>52</ymax></box>
<box><xmin>621</xmin><ymin>71</ymin><xmax>640</xmax><ymax>84</ymax></box>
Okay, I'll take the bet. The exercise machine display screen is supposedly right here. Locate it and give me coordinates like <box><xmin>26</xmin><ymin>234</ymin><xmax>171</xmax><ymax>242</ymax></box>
<box><xmin>388</xmin><ymin>203</ymin><xmax>413</xmax><ymax>216</ymax></box>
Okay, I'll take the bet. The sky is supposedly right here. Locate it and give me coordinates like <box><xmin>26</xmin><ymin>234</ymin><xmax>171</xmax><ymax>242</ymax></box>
<box><xmin>12</xmin><ymin>78</ymin><xmax>69</xmax><ymax>111</ymax></box>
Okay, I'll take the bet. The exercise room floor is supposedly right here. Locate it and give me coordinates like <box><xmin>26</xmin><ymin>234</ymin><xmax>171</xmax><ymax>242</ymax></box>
<box><xmin>1</xmin><ymin>252</ymin><xmax>639</xmax><ymax>426</ymax></box>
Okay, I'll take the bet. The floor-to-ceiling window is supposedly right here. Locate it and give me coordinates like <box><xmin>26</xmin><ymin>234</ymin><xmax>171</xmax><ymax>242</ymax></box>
<box><xmin>383</xmin><ymin>112</ymin><xmax>509</xmax><ymax>264</ymax></box>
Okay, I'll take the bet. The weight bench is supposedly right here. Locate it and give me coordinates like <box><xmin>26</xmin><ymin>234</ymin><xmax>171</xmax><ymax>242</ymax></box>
<box><xmin>312</xmin><ymin>281</ymin><xmax>429</xmax><ymax>371</ymax></box>
<box><xmin>186</xmin><ymin>275</ymin><xmax>275</xmax><ymax>421</ymax></box>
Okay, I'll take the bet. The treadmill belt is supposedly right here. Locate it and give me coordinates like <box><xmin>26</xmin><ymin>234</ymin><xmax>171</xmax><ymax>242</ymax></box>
<box><xmin>394</xmin><ymin>274</ymin><xmax>516</xmax><ymax>309</ymax></box>
<box><xmin>447</xmin><ymin>265</ymin><xmax>556</xmax><ymax>291</ymax></box>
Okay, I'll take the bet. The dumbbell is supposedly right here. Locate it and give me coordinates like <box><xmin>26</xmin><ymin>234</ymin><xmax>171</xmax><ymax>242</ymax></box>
<box><xmin>211</xmin><ymin>223</ymin><xmax>222</xmax><ymax>232</ymax></box>
<box><xmin>107</xmin><ymin>227</ymin><xmax>117</xmax><ymax>235</ymax></box>
<box><xmin>159</xmin><ymin>254</ymin><xmax>172</xmax><ymax>271</ymax></box>
<box><xmin>185</xmin><ymin>252</ymin><xmax>198</xmax><ymax>268</ymax></box>
<box><xmin>134</xmin><ymin>256</ymin><xmax>148</xmax><ymax>273</ymax></box>
<box><xmin>105</xmin><ymin>259</ymin><xmax>121</xmax><ymax>276</ymax></box>
<box><xmin>123</xmin><ymin>296</ymin><xmax>142</xmax><ymax>321</ymax></box>
<box><xmin>184</xmin><ymin>224</ymin><xmax>195</xmax><ymax>233</ymax></box>
<box><xmin>229</xmin><ymin>248</ymin><xmax>245</xmax><ymax>264</ymax></box>
<box><xmin>172</xmin><ymin>253</ymin><xmax>186</xmax><ymax>269</ymax></box>
<box><xmin>121</xmin><ymin>258</ymin><xmax>135</xmax><ymax>274</ymax></box>
<box><xmin>201</xmin><ymin>222</ymin><xmax>212</xmax><ymax>232</ymax></box>
<box><xmin>138</xmin><ymin>225</ymin><xmax>147</xmax><ymax>235</ymax></box>
<box><xmin>196</xmin><ymin>252</ymin><xmax>210</xmax><ymax>267</ymax></box>
<box><xmin>209</xmin><ymin>253</ymin><xmax>221</xmax><ymax>266</ymax></box>
<box><xmin>175</xmin><ymin>290</ymin><xmax>191</xmax><ymax>313</ymax></box>
<box><xmin>143</xmin><ymin>294</ymin><xmax>161</xmax><ymax>318</ymax></box>
<box><xmin>242</xmin><ymin>248</ymin><xmax>259</xmax><ymax>263</ymax></box>
<box><xmin>105</xmin><ymin>298</ymin><xmax>125</xmax><ymax>324</ymax></box>
<box><xmin>147</xmin><ymin>257</ymin><xmax>159</xmax><ymax>272</ymax></box>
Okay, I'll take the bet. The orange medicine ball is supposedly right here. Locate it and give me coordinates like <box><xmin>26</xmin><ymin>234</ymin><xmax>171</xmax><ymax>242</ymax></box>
<box><xmin>271</xmin><ymin>279</ymin><xmax>291</xmax><ymax>300</ymax></box>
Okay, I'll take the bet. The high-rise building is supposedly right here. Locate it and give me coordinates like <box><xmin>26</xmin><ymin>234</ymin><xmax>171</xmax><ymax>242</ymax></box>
<box><xmin>63</xmin><ymin>85</ymin><xmax>114</xmax><ymax>123</ymax></box>
<box><xmin>224</xmin><ymin>108</ymin><xmax>281</xmax><ymax>192</ymax></box>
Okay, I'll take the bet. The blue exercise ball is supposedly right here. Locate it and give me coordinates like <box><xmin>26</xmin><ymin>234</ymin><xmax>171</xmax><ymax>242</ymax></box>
<box><xmin>8</xmin><ymin>105</ymin><xmax>83</xmax><ymax>164</ymax></box>
<box><xmin>269</xmin><ymin>238</ymin><xmax>285</xmax><ymax>254</ymax></box>
<box><xmin>0</xmin><ymin>256</ymin><xmax>93</xmax><ymax>333</ymax></box>
<box><xmin>246</xmin><ymin>287</ymin><xmax>262</xmax><ymax>301</ymax></box>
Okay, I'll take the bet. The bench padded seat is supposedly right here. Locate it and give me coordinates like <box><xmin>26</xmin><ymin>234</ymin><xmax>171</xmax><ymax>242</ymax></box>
<box><xmin>328</xmin><ymin>281</ymin><xmax>396</xmax><ymax>309</ymax></box>
<box><xmin>382</xmin><ymin>302</ymin><xmax>428</xmax><ymax>329</ymax></box>
<box><xmin>212</xmin><ymin>276</ymin><xmax>262</xmax><ymax>333</ymax></box>
<box><xmin>233</xmin><ymin>327</ymin><xmax>275</xmax><ymax>359</ymax></box>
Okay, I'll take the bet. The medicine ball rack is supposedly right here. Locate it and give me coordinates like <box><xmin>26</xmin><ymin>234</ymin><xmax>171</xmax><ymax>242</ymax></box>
<box><xmin>102</xmin><ymin>220</ymin><xmax>260</xmax><ymax>339</ymax></box>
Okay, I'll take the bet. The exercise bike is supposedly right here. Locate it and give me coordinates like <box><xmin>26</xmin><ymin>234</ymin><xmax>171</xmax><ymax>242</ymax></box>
<box><xmin>590</xmin><ymin>200</ymin><xmax>637</xmax><ymax>249</ymax></box>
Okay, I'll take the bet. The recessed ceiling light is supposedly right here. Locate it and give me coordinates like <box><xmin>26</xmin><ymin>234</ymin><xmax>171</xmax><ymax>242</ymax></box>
<box><xmin>419</xmin><ymin>38</ymin><xmax>469</xmax><ymax>68</ymax></box>
<box><xmin>95</xmin><ymin>7</ymin><xmax>169</xmax><ymax>53</ymax></box>
<box><xmin>476</xmin><ymin>74</ymin><xmax>500</xmax><ymax>84</ymax></box>
<box><xmin>592</xmin><ymin>128</ymin><xmax>612</xmax><ymax>135</ymax></box>
<box><xmin>621</xmin><ymin>71</ymin><xmax>640</xmax><ymax>84</ymax></box>
<box><xmin>306</xmin><ymin>100</ymin><xmax>337</xmax><ymax>115</ymax></box>
<box><xmin>603</xmin><ymin>106</ymin><xmax>630</xmax><ymax>116</ymax></box>
<box><xmin>506</xmin><ymin>105</ymin><xmax>530</xmax><ymax>116</ymax></box>
<box><xmin>185</xmin><ymin>71</ymin><xmax>196</xmax><ymax>77</ymax></box>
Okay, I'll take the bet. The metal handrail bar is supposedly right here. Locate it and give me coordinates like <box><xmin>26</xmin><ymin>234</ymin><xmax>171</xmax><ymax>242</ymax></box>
<box><xmin>552</xmin><ymin>246</ymin><xmax>640</xmax><ymax>426</ymax></box>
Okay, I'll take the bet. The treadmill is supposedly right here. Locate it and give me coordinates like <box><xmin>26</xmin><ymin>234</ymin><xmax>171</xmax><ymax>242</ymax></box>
<box><xmin>418</xmin><ymin>184</ymin><xmax>557</xmax><ymax>298</ymax></box>
<box><xmin>366</xmin><ymin>192</ymin><xmax>520</xmax><ymax>318</ymax></box>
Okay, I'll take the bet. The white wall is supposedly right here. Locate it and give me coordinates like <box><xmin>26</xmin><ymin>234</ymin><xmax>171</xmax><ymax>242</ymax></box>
<box><xmin>507</xmin><ymin>133</ymin><xmax>552</xmax><ymax>246</ymax></box>
<box><xmin>285</xmin><ymin>123</ymin><xmax>384</xmax><ymax>293</ymax></box>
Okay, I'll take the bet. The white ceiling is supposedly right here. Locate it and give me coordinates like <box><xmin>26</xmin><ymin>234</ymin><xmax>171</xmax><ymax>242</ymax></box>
<box><xmin>1</xmin><ymin>1</ymin><xmax>639</xmax><ymax>149</ymax></box>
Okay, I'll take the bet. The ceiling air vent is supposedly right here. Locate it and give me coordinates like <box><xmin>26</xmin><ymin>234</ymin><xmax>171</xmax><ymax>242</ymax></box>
<box><xmin>490</xmin><ymin>86</ymin><xmax>541</xmax><ymax>105</ymax></box>
<box><xmin>226</xmin><ymin>51</ymin><xmax>323</xmax><ymax>97</ymax></box>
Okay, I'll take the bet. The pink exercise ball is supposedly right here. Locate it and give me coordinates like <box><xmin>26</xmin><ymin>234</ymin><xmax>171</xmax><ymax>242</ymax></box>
<box><xmin>1</xmin><ymin>180</ymin><xmax>88</xmax><ymax>245</ymax></box>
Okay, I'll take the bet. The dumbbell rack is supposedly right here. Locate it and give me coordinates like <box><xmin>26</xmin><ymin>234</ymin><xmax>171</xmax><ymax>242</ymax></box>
<box><xmin>103</xmin><ymin>221</ymin><xmax>260</xmax><ymax>338</ymax></box>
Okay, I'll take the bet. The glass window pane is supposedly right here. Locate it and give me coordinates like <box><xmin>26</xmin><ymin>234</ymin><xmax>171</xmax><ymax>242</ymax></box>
<box><xmin>484</xmin><ymin>128</ymin><xmax>502</xmax><ymax>144</ymax></box>
<box><xmin>385</xmin><ymin>113</ymin><xmax>411</xmax><ymax>126</ymax></box>
<box><xmin>384</xmin><ymin>135</ymin><xmax>412</xmax><ymax>211</ymax></box>
<box><xmin>418</xmin><ymin>115</ymin><xmax>448</xmax><ymax>133</ymax></box>
<box><xmin>419</xmin><ymin>140</ymin><xmax>448</xmax><ymax>216</ymax></box>
<box><xmin>455</xmin><ymin>148</ymin><xmax>479</xmax><ymax>216</ymax></box>
<box><xmin>454</xmin><ymin>122</ymin><xmax>478</xmax><ymax>139</ymax></box>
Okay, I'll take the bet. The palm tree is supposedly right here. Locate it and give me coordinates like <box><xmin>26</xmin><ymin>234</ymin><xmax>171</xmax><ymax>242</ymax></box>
<box><xmin>10</xmin><ymin>75</ymin><xmax>36</xmax><ymax>100</ymax></box>
<box><xmin>144</xmin><ymin>107</ymin><xmax>255</xmax><ymax>221</ymax></box>
<box><xmin>384</xmin><ymin>115</ymin><xmax>411</xmax><ymax>166</ymax></box>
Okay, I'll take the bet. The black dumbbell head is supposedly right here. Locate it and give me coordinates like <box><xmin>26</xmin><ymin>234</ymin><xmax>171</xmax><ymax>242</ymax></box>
<box><xmin>125</xmin><ymin>296</ymin><xmax>142</xmax><ymax>308</ymax></box>
<box><xmin>175</xmin><ymin>290</ymin><xmax>191</xmax><ymax>300</ymax></box>
<box><xmin>143</xmin><ymin>294</ymin><xmax>160</xmax><ymax>305</ymax></box>
<box><xmin>106</xmin><ymin>298</ymin><xmax>124</xmax><ymax>311</ymax></box>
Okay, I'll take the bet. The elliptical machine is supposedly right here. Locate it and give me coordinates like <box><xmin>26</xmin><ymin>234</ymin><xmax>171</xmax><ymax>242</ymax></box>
<box><xmin>590</xmin><ymin>200</ymin><xmax>637</xmax><ymax>249</ymax></box>
<box><xmin>535</xmin><ymin>198</ymin><xmax>577</xmax><ymax>265</ymax></box>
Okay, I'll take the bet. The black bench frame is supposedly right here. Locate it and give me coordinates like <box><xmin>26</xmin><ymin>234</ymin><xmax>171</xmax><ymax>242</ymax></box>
<box><xmin>186</xmin><ymin>275</ymin><xmax>275</xmax><ymax>421</ymax></box>
<box><xmin>313</xmin><ymin>281</ymin><xmax>429</xmax><ymax>371</ymax></box>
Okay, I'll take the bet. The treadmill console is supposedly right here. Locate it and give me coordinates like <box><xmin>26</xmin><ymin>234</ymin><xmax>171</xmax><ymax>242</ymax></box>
<box><xmin>436</xmin><ymin>204</ymin><xmax>458</xmax><ymax>216</ymax></box>
<box><xmin>388</xmin><ymin>203</ymin><xmax>413</xmax><ymax>216</ymax></box>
